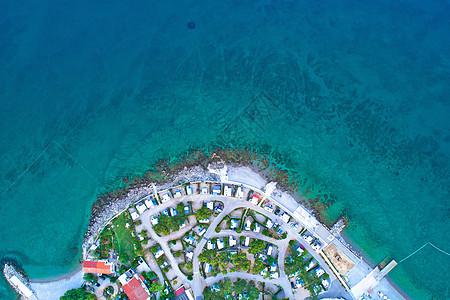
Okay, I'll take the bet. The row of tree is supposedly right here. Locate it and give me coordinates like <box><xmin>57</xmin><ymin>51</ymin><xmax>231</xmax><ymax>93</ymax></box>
<box><xmin>284</xmin><ymin>243</ymin><xmax>323</xmax><ymax>298</ymax></box>
<box><xmin>198</xmin><ymin>249</ymin><xmax>251</xmax><ymax>274</ymax></box>
<box><xmin>202</xmin><ymin>278</ymin><xmax>260</xmax><ymax>300</ymax></box>
<box><xmin>153</xmin><ymin>211</ymin><xmax>187</xmax><ymax>235</ymax></box>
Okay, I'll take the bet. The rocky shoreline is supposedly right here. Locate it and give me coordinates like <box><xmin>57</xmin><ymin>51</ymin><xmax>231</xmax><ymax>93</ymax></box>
<box><xmin>83</xmin><ymin>148</ymin><xmax>341</xmax><ymax>257</ymax></box>
<box><xmin>82</xmin><ymin>165</ymin><xmax>221</xmax><ymax>257</ymax></box>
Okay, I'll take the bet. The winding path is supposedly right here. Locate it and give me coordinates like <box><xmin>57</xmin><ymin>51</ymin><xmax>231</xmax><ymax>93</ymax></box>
<box><xmin>135</xmin><ymin>192</ymin><xmax>338</xmax><ymax>299</ymax></box>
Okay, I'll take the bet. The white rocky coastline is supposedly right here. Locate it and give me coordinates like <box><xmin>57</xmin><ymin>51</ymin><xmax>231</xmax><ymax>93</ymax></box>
<box><xmin>82</xmin><ymin>165</ymin><xmax>221</xmax><ymax>257</ymax></box>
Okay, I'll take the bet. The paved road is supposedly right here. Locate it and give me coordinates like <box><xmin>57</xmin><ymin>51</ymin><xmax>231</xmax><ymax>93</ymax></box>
<box><xmin>135</xmin><ymin>192</ymin><xmax>343</xmax><ymax>299</ymax></box>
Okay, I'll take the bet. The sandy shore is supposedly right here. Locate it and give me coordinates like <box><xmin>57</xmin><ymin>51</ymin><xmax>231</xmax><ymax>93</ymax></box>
<box><xmin>30</xmin><ymin>268</ymin><xmax>84</xmax><ymax>300</ymax></box>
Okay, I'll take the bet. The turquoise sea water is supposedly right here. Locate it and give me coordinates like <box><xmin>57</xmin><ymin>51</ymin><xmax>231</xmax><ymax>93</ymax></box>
<box><xmin>1</xmin><ymin>1</ymin><xmax>449</xmax><ymax>299</ymax></box>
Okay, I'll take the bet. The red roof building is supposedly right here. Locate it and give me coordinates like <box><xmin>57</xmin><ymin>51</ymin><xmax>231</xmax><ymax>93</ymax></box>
<box><xmin>122</xmin><ymin>275</ymin><xmax>150</xmax><ymax>300</ymax></box>
<box><xmin>174</xmin><ymin>287</ymin><xmax>185</xmax><ymax>297</ymax></box>
<box><xmin>83</xmin><ymin>260</ymin><xmax>113</xmax><ymax>274</ymax></box>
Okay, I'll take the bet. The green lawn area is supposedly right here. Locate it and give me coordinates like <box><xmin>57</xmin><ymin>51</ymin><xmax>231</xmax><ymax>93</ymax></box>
<box><xmin>111</xmin><ymin>212</ymin><xmax>140</xmax><ymax>263</ymax></box>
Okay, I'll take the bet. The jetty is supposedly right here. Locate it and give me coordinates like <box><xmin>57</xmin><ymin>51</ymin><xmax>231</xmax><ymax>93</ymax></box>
<box><xmin>3</xmin><ymin>262</ymin><xmax>38</xmax><ymax>300</ymax></box>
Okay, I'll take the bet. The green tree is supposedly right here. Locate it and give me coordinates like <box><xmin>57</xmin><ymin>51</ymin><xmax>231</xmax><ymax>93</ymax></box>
<box><xmin>60</xmin><ymin>287</ymin><xmax>96</xmax><ymax>300</ymax></box>
<box><xmin>148</xmin><ymin>281</ymin><xmax>163</xmax><ymax>292</ymax></box>
<box><xmin>252</xmin><ymin>261</ymin><xmax>266</xmax><ymax>274</ymax></box>
<box><xmin>262</xmin><ymin>228</ymin><xmax>271</xmax><ymax>237</ymax></box>
<box><xmin>246</xmin><ymin>281</ymin><xmax>260</xmax><ymax>300</ymax></box>
<box><xmin>147</xmin><ymin>271</ymin><xmax>157</xmax><ymax>280</ymax></box>
<box><xmin>83</xmin><ymin>273</ymin><xmax>98</xmax><ymax>283</ymax></box>
<box><xmin>218</xmin><ymin>251</ymin><xmax>229</xmax><ymax>262</ymax></box>
<box><xmin>249</xmin><ymin>239</ymin><xmax>265</xmax><ymax>254</ymax></box>
<box><xmin>218</xmin><ymin>278</ymin><xmax>233</xmax><ymax>296</ymax></box>
<box><xmin>195</xmin><ymin>206</ymin><xmax>212</xmax><ymax>221</ymax></box>
<box><xmin>198</xmin><ymin>249</ymin><xmax>217</xmax><ymax>263</ymax></box>
<box><xmin>140</xmin><ymin>230</ymin><xmax>148</xmax><ymax>238</ymax></box>
<box><xmin>240</xmin><ymin>259</ymin><xmax>250</xmax><ymax>272</ymax></box>
<box><xmin>153</xmin><ymin>223</ymin><xmax>170</xmax><ymax>235</ymax></box>
<box><xmin>203</xmin><ymin>287</ymin><xmax>222</xmax><ymax>300</ymax></box>
<box><xmin>185</xmin><ymin>262</ymin><xmax>193</xmax><ymax>271</ymax></box>
<box><xmin>234</xmin><ymin>278</ymin><xmax>247</xmax><ymax>294</ymax></box>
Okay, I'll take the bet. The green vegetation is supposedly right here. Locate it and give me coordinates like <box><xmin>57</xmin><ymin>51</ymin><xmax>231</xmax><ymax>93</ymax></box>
<box><xmin>202</xmin><ymin>279</ymin><xmax>260</xmax><ymax>300</ymax></box>
<box><xmin>198</xmin><ymin>249</ymin><xmax>250</xmax><ymax>274</ymax></box>
<box><xmin>159</xmin><ymin>286</ymin><xmax>175</xmax><ymax>300</ymax></box>
<box><xmin>60</xmin><ymin>287</ymin><xmax>96</xmax><ymax>300</ymax></box>
<box><xmin>98</xmin><ymin>229</ymin><xmax>114</xmax><ymax>258</ymax></box>
<box><xmin>252</xmin><ymin>260</ymin><xmax>266</xmax><ymax>274</ymax></box>
<box><xmin>111</xmin><ymin>212</ymin><xmax>141</xmax><ymax>262</ymax></box>
<box><xmin>249</xmin><ymin>239</ymin><xmax>266</xmax><ymax>254</ymax></box>
<box><xmin>195</xmin><ymin>206</ymin><xmax>212</xmax><ymax>221</ymax></box>
<box><xmin>83</xmin><ymin>273</ymin><xmax>98</xmax><ymax>284</ymax></box>
<box><xmin>284</xmin><ymin>245</ymin><xmax>322</xmax><ymax>297</ymax></box>
<box><xmin>148</xmin><ymin>281</ymin><xmax>163</xmax><ymax>292</ymax></box>
<box><xmin>177</xmin><ymin>202</ymin><xmax>185</xmax><ymax>214</ymax></box>
<box><xmin>153</xmin><ymin>213</ymin><xmax>186</xmax><ymax>236</ymax></box>
<box><xmin>103</xmin><ymin>286</ymin><xmax>114</xmax><ymax>297</ymax></box>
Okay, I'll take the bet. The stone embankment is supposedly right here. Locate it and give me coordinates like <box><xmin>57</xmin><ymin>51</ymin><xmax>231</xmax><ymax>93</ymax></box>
<box><xmin>3</xmin><ymin>262</ymin><xmax>37</xmax><ymax>299</ymax></box>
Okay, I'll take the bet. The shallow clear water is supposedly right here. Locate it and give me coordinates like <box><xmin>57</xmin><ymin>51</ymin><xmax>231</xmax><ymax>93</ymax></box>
<box><xmin>0</xmin><ymin>1</ymin><xmax>449</xmax><ymax>299</ymax></box>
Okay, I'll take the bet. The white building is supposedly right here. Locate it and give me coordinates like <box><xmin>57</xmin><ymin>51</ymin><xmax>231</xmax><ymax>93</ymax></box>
<box><xmin>280</xmin><ymin>212</ymin><xmax>291</xmax><ymax>223</ymax></box>
<box><xmin>186</xmin><ymin>251</ymin><xmax>194</xmax><ymax>260</ymax></box>
<box><xmin>186</xmin><ymin>186</ymin><xmax>194</xmax><ymax>195</ymax></box>
<box><xmin>304</xmin><ymin>232</ymin><xmax>315</xmax><ymax>244</ymax></box>
<box><xmin>128</xmin><ymin>208</ymin><xmax>139</xmax><ymax>220</ymax></box>
<box><xmin>217</xmin><ymin>239</ymin><xmax>225</xmax><ymax>250</ymax></box>
<box><xmin>244</xmin><ymin>237</ymin><xmax>250</xmax><ymax>247</ymax></box>
<box><xmin>199</xmin><ymin>218</ymin><xmax>210</xmax><ymax>224</ymax></box>
<box><xmin>229</xmin><ymin>236</ymin><xmax>237</xmax><ymax>247</ymax></box>
<box><xmin>155</xmin><ymin>249</ymin><xmax>164</xmax><ymax>258</ymax></box>
<box><xmin>174</xmin><ymin>190</ymin><xmax>182</xmax><ymax>198</ymax></box>
<box><xmin>230</xmin><ymin>219</ymin><xmax>238</xmax><ymax>230</ymax></box>
<box><xmin>144</xmin><ymin>198</ymin><xmax>154</xmax><ymax>209</ymax></box>
<box><xmin>315</xmin><ymin>267</ymin><xmax>325</xmax><ymax>277</ymax></box>
<box><xmin>184</xmin><ymin>236</ymin><xmax>195</xmax><ymax>245</ymax></box>
<box><xmin>196</xmin><ymin>227</ymin><xmax>206</xmax><ymax>236</ymax></box>
<box><xmin>170</xmin><ymin>207</ymin><xmax>178</xmax><ymax>216</ymax></box>
<box><xmin>265</xmin><ymin>219</ymin><xmax>274</xmax><ymax>229</ymax></box>
<box><xmin>264</xmin><ymin>203</ymin><xmax>275</xmax><ymax>213</ymax></box>
<box><xmin>224</xmin><ymin>185</ymin><xmax>232</xmax><ymax>197</ymax></box>
<box><xmin>136</xmin><ymin>202</ymin><xmax>147</xmax><ymax>214</ymax></box>
<box><xmin>250</xmin><ymin>194</ymin><xmax>261</xmax><ymax>205</ymax></box>
<box><xmin>207</xmin><ymin>240</ymin><xmax>215</xmax><ymax>249</ymax></box>
<box><xmin>212</xmin><ymin>185</ymin><xmax>221</xmax><ymax>195</ymax></box>
<box><xmin>204</xmin><ymin>263</ymin><xmax>213</xmax><ymax>273</ymax></box>
<box><xmin>151</xmin><ymin>215</ymin><xmax>159</xmax><ymax>225</ymax></box>
<box><xmin>322</xmin><ymin>279</ymin><xmax>330</xmax><ymax>289</ymax></box>
<box><xmin>162</xmin><ymin>193</ymin><xmax>171</xmax><ymax>203</ymax></box>
<box><xmin>206</xmin><ymin>201</ymin><xmax>214</xmax><ymax>210</ymax></box>
<box><xmin>236</xmin><ymin>186</ymin><xmax>244</xmax><ymax>198</ymax></box>
<box><xmin>267</xmin><ymin>245</ymin><xmax>273</xmax><ymax>256</ymax></box>
<box><xmin>201</xmin><ymin>187</ymin><xmax>208</xmax><ymax>194</ymax></box>
<box><xmin>253</xmin><ymin>223</ymin><xmax>261</xmax><ymax>233</ymax></box>
<box><xmin>244</xmin><ymin>220</ymin><xmax>251</xmax><ymax>231</ymax></box>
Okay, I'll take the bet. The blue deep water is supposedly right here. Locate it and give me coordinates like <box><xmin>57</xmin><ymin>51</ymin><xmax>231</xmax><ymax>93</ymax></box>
<box><xmin>0</xmin><ymin>1</ymin><xmax>449</xmax><ymax>299</ymax></box>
